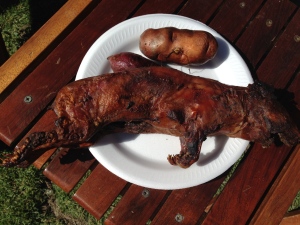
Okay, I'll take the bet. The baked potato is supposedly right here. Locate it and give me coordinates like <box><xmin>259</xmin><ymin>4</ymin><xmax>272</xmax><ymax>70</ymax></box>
<box><xmin>139</xmin><ymin>27</ymin><xmax>218</xmax><ymax>65</ymax></box>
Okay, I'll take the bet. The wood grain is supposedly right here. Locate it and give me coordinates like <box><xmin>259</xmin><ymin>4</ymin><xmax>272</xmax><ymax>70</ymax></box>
<box><xmin>0</xmin><ymin>0</ymin><xmax>97</xmax><ymax>97</ymax></box>
<box><xmin>208</xmin><ymin>0</ymin><xmax>264</xmax><ymax>43</ymax></box>
<box><xmin>236</xmin><ymin>0</ymin><xmax>297</xmax><ymax>68</ymax></box>
<box><xmin>256</xmin><ymin>9</ymin><xmax>300</xmax><ymax>87</ymax></box>
<box><xmin>43</xmin><ymin>147</ymin><xmax>95</xmax><ymax>193</ymax></box>
<box><xmin>105</xmin><ymin>185</ymin><xmax>168</xmax><ymax>225</ymax></box>
<box><xmin>178</xmin><ymin>0</ymin><xmax>224</xmax><ymax>23</ymax></box>
<box><xmin>249</xmin><ymin>145</ymin><xmax>300</xmax><ymax>225</ymax></box>
<box><xmin>201</xmin><ymin>144</ymin><xmax>293</xmax><ymax>225</ymax></box>
<box><xmin>150</xmin><ymin>174</ymin><xmax>227</xmax><ymax>225</ymax></box>
<box><xmin>133</xmin><ymin>0</ymin><xmax>185</xmax><ymax>16</ymax></box>
<box><xmin>73</xmin><ymin>163</ymin><xmax>127</xmax><ymax>220</ymax></box>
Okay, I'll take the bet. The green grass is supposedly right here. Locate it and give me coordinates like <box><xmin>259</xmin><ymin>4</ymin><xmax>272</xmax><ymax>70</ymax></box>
<box><xmin>0</xmin><ymin>1</ymin><xmax>299</xmax><ymax>224</ymax></box>
<box><xmin>0</xmin><ymin>165</ymin><xmax>56</xmax><ymax>224</ymax></box>
<box><xmin>0</xmin><ymin>0</ymin><xmax>31</xmax><ymax>55</ymax></box>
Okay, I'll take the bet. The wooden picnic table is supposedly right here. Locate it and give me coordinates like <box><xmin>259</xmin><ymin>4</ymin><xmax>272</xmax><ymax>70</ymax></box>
<box><xmin>0</xmin><ymin>0</ymin><xmax>299</xmax><ymax>224</ymax></box>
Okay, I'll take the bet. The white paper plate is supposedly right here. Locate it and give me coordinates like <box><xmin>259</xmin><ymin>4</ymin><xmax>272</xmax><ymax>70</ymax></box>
<box><xmin>76</xmin><ymin>14</ymin><xmax>253</xmax><ymax>190</ymax></box>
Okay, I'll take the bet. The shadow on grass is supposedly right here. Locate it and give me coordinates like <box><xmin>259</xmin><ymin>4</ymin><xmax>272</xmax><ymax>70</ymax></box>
<box><xmin>0</xmin><ymin>0</ymin><xmax>22</xmax><ymax>13</ymax></box>
<box><xmin>0</xmin><ymin>0</ymin><xmax>67</xmax><ymax>35</ymax></box>
<box><xmin>28</xmin><ymin>0</ymin><xmax>67</xmax><ymax>34</ymax></box>
<box><xmin>0</xmin><ymin>0</ymin><xmax>67</xmax><ymax>56</ymax></box>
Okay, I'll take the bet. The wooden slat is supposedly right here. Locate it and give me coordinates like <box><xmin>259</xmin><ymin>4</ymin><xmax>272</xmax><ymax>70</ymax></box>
<box><xmin>0</xmin><ymin>64</ymin><xmax>71</xmax><ymax>146</ymax></box>
<box><xmin>286</xmin><ymin>71</ymin><xmax>300</xmax><ymax>131</ymax></box>
<box><xmin>33</xmin><ymin>148</ymin><xmax>57</xmax><ymax>170</ymax></box>
<box><xmin>43</xmin><ymin>147</ymin><xmax>95</xmax><ymax>193</ymax></box>
<box><xmin>288</xmin><ymin>71</ymin><xmax>300</xmax><ymax>104</ymax></box>
<box><xmin>73</xmin><ymin>163</ymin><xmax>127</xmax><ymax>220</ymax></box>
<box><xmin>150</xmin><ymin>174</ymin><xmax>227</xmax><ymax>225</ymax></box>
<box><xmin>280</xmin><ymin>210</ymin><xmax>300</xmax><ymax>225</ymax></box>
<box><xmin>236</xmin><ymin>0</ymin><xmax>297</xmax><ymax>68</ymax></box>
<box><xmin>256</xmin><ymin>9</ymin><xmax>300</xmax><ymax>87</ymax></box>
<box><xmin>178</xmin><ymin>0</ymin><xmax>224</xmax><ymax>23</ymax></box>
<box><xmin>105</xmin><ymin>185</ymin><xmax>168</xmax><ymax>225</ymax></box>
<box><xmin>0</xmin><ymin>0</ymin><xmax>97</xmax><ymax>97</ymax></box>
<box><xmin>275</xmin><ymin>71</ymin><xmax>300</xmax><ymax>224</ymax></box>
<box><xmin>133</xmin><ymin>0</ymin><xmax>185</xmax><ymax>16</ymax></box>
<box><xmin>208</xmin><ymin>0</ymin><xmax>264</xmax><ymax>42</ymax></box>
<box><xmin>201</xmin><ymin>144</ymin><xmax>293</xmax><ymax>225</ymax></box>
<box><xmin>0</xmin><ymin>0</ymin><xmax>142</xmax><ymax>146</ymax></box>
<box><xmin>249</xmin><ymin>145</ymin><xmax>300</xmax><ymax>225</ymax></box>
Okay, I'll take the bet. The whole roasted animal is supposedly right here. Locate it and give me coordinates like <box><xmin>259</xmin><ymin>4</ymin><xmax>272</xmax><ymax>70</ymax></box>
<box><xmin>1</xmin><ymin>65</ymin><xmax>299</xmax><ymax>168</ymax></box>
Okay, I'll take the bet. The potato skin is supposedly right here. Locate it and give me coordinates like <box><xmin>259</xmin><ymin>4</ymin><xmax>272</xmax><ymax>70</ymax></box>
<box><xmin>139</xmin><ymin>27</ymin><xmax>218</xmax><ymax>65</ymax></box>
<box><xmin>107</xmin><ymin>52</ymin><xmax>158</xmax><ymax>72</ymax></box>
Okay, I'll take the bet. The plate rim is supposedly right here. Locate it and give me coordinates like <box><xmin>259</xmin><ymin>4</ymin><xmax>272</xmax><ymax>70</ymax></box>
<box><xmin>76</xmin><ymin>13</ymin><xmax>253</xmax><ymax>190</ymax></box>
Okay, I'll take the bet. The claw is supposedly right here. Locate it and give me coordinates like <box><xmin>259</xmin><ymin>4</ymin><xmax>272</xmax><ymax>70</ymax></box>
<box><xmin>167</xmin><ymin>152</ymin><xmax>200</xmax><ymax>168</ymax></box>
<box><xmin>167</xmin><ymin>132</ymin><xmax>205</xmax><ymax>168</ymax></box>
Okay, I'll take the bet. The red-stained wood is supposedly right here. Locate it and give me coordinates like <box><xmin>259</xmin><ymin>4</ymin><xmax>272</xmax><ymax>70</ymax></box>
<box><xmin>73</xmin><ymin>163</ymin><xmax>128</xmax><ymax>220</ymax></box>
<box><xmin>0</xmin><ymin>67</ymin><xmax>71</xmax><ymax>146</ymax></box>
<box><xmin>178</xmin><ymin>0</ymin><xmax>224</xmax><ymax>24</ymax></box>
<box><xmin>43</xmin><ymin>147</ymin><xmax>95</xmax><ymax>193</ymax></box>
<box><xmin>150</xmin><ymin>174</ymin><xmax>227</xmax><ymax>225</ymax></box>
<box><xmin>33</xmin><ymin>148</ymin><xmax>57</xmax><ymax>170</ymax></box>
<box><xmin>286</xmin><ymin>72</ymin><xmax>300</xmax><ymax>149</ymax></box>
<box><xmin>236</xmin><ymin>0</ymin><xmax>297</xmax><ymax>68</ymax></box>
<box><xmin>0</xmin><ymin>0</ymin><xmax>143</xmax><ymax>146</ymax></box>
<box><xmin>201</xmin><ymin>144</ymin><xmax>293</xmax><ymax>225</ymax></box>
<box><xmin>133</xmin><ymin>0</ymin><xmax>185</xmax><ymax>16</ymax></box>
<box><xmin>208</xmin><ymin>0</ymin><xmax>264</xmax><ymax>43</ymax></box>
<box><xmin>105</xmin><ymin>185</ymin><xmax>168</xmax><ymax>225</ymax></box>
<box><xmin>256</xmin><ymin>9</ymin><xmax>300</xmax><ymax>87</ymax></box>
<box><xmin>288</xmin><ymin>72</ymin><xmax>300</xmax><ymax>105</ymax></box>
<box><xmin>249</xmin><ymin>145</ymin><xmax>300</xmax><ymax>225</ymax></box>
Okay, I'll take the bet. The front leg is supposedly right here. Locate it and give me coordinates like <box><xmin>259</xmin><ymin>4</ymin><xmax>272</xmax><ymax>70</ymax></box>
<box><xmin>1</xmin><ymin>130</ymin><xmax>94</xmax><ymax>168</ymax></box>
<box><xmin>167</xmin><ymin>130</ymin><xmax>206</xmax><ymax>168</ymax></box>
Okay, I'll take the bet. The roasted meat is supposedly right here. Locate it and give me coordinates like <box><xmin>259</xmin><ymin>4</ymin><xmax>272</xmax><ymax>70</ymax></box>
<box><xmin>1</xmin><ymin>66</ymin><xmax>299</xmax><ymax>168</ymax></box>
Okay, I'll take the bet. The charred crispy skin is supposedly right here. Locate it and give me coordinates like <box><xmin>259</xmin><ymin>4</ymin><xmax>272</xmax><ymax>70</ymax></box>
<box><xmin>1</xmin><ymin>66</ymin><xmax>299</xmax><ymax>168</ymax></box>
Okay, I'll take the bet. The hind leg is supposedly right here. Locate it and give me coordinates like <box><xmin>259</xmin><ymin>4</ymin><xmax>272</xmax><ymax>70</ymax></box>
<box><xmin>167</xmin><ymin>131</ymin><xmax>206</xmax><ymax>168</ymax></box>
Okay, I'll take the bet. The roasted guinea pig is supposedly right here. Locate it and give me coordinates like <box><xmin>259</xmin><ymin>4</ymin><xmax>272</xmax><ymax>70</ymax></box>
<box><xmin>1</xmin><ymin>66</ymin><xmax>299</xmax><ymax>168</ymax></box>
